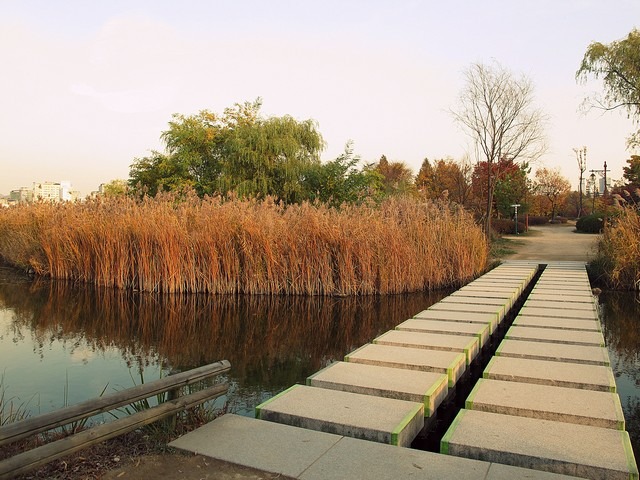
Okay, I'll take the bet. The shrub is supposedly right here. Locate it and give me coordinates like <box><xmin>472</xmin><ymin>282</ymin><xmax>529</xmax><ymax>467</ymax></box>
<box><xmin>527</xmin><ymin>215</ymin><xmax>549</xmax><ymax>226</ymax></box>
<box><xmin>576</xmin><ymin>213</ymin><xmax>606</xmax><ymax>233</ymax></box>
<box><xmin>491</xmin><ymin>219</ymin><xmax>526</xmax><ymax>235</ymax></box>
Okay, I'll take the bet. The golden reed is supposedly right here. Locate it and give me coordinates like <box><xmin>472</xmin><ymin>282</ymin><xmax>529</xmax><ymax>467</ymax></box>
<box><xmin>597</xmin><ymin>207</ymin><xmax>640</xmax><ymax>291</ymax></box>
<box><xmin>0</xmin><ymin>194</ymin><xmax>488</xmax><ymax>295</ymax></box>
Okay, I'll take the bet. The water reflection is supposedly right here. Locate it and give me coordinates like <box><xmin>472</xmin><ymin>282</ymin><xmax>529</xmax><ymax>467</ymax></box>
<box><xmin>0</xmin><ymin>267</ymin><xmax>448</xmax><ymax>416</ymax></box>
<box><xmin>600</xmin><ymin>290</ymin><xmax>640</xmax><ymax>456</ymax></box>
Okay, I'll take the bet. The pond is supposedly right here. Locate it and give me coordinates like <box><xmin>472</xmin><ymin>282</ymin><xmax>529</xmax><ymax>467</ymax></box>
<box><xmin>0</xmin><ymin>266</ymin><xmax>449</xmax><ymax>420</ymax></box>
<box><xmin>1</xmin><ymin>267</ymin><xmax>639</xmax><ymax>458</ymax></box>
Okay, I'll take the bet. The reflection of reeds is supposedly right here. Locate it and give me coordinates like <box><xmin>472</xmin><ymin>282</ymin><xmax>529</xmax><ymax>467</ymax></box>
<box><xmin>0</xmin><ymin>277</ymin><xmax>449</xmax><ymax>379</ymax></box>
<box><xmin>596</xmin><ymin>207</ymin><xmax>640</xmax><ymax>291</ymax></box>
<box><xmin>0</xmin><ymin>195</ymin><xmax>487</xmax><ymax>295</ymax></box>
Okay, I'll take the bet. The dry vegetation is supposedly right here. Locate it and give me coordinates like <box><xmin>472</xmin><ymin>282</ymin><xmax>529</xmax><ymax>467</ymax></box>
<box><xmin>595</xmin><ymin>207</ymin><xmax>640</xmax><ymax>290</ymax></box>
<box><xmin>0</xmin><ymin>194</ymin><xmax>488</xmax><ymax>295</ymax></box>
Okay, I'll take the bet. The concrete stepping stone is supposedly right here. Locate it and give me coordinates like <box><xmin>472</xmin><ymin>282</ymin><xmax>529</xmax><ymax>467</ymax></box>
<box><xmin>496</xmin><ymin>339</ymin><xmax>610</xmax><ymax>366</ymax></box>
<box><xmin>518</xmin><ymin>306</ymin><xmax>599</xmax><ymax>321</ymax></box>
<box><xmin>505</xmin><ymin>325</ymin><xmax>604</xmax><ymax>345</ymax></box>
<box><xmin>533</xmin><ymin>284</ymin><xmax>593</xmax><ymax>294</ymax></box>
<box><xmin>300</xmin><ymin>434</ymin><xmax>583</xmax><ymax>480</ymax></box>
<box><xmin>465</xmin><ymin>378</ymin><xmax>625</xmax><ymax>430</ymax></box>
<box><xmin>345</xmin><ymin>343</ymin><xmax>466</xmax><ymax>387</ymax></box>
<box><xmin>524</xmin><ymin>299</ymin><xmax>596</xmax><ymax>311</ymax></box>
<box><xmin>438</xmin><ymin>295</ymin><xmax>512</xmax><ymax>318</ymax></box>
<box><xmin>255</xmin><ymin>384</ymin><xmax>424</xmax><ymax>447</ymax></box>
<box><xmin>306</xmin><ymin>361</ymin><xmax>448</xmax><ymax>417</ymax></box>
<box><xmin>483</xmin><ymin>356</ymin><xmax>616</xmax><ymax>392</ymax></box>
<box><xmin>428</xmin><ymin>302</ymin><xmax>504</xmax><ymax>324</ymax></box>
<box><xmin>484</xmin><ymin>267</ymin><xmax>535</xmax><ymax>276</ymax></box>
<box><xmin>169</xmin><ymin>413</ymin><xmax>344</xmax><ymax>478</ymax></box>
<box><xmin>466</xmin><ymin>280</ymin><xmax>526</xmax><ymax>295</ymax></box>
<box><xmin>441</xmin><ymin>409</ymin><xmax>638</xmax><ymax>480</ymax></box>
<box><xmin>413</xmin><ymin>310</ymin><xmax>498</xmax><ymax>334</ymax></box>
<box><xmin>513</xmin><ymin>316</ymin><xmax>601</xmax><ymax>332</ymax></box>
<box><xmin>451</xmin><ymin>289</ymin><xmax>517</xmax><ymax>308</ymax></box>
<box><xmin>396</xmin><ymin>318</ymin><xmax>490</xmax><ymax>347</ymax></box>
<box><xmin>528</xmin><ymin>292</ymin><xmax>595</xmax><ymax>302</ymax></box>
<box><xmin>457</xmin><ymin>285</ymin><xmax>521</xmax><ymax>295</ymax></box>
<box><xmin>374</xmin><ymin>329</ymin><xmax>480</xmax><ymax>365</ymax></box>
<box><xmin>171</xmin><ymin>414</ymin><xmax>582</xmax><ymax>480</ymax></box>
<box><xmin>531</xmin><ymin>285</ymin><xmax>595</xmax><ymax>301</ymax></box>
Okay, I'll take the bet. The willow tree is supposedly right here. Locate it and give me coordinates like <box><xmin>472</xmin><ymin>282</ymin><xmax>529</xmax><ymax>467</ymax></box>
<box><xmin>129</xmin><ymin>99</ymin><xmax>325</xmax><ymax>202</ymax></box>
<box><xmin>452</xmin><ymin>62</ymin><xmax>547</xmax><ymax>235</ymax></box>
<box><xmin>577</xmin><ymin>29</ymin><xmax>640</xmax><ymax>148</ymax></box>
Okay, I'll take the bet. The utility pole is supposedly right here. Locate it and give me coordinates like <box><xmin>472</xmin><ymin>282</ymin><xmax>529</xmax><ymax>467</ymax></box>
<box><xmin>573</xmin><ymin>146</ymin><xmax>587</xmax><ymax>217</ymax></box>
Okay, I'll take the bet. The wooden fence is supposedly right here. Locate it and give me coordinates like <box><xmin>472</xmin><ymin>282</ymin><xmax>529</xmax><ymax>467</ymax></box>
<box><xmin>0</xmin><ymin>360</ymin><xmax>231</xmax><ymax>479</ymax></box>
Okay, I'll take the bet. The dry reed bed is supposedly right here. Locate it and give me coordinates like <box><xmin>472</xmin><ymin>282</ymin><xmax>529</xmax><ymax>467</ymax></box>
<box><xmin>0</xmin><ymin>195</ymin><xmax>488</xmax><ymax>295</ymax></box>
<box><xmin>597</xmin><ymin>207</ymin><xmax>640</xmax><ymax>290</ymax></box>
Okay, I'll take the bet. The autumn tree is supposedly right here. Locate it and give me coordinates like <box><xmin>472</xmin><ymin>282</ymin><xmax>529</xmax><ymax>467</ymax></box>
<box><xmin>534</xmin><ymin>168</ymin><xmax>571</xmax><ymax>221</ymax></box>
<box><xmin>471</xmin><ymin>157</ymin><xmax>530</xmax><ymax>218</ymax></box>
<box><xmin>452</xmin><ymin>62</ymin><xmax>547</xmax><ymax>235</ymax></box>
<box><xmin>416</xmin><ymin>157</ymin><xmax>472</xmax><ymax>205</ymax></box>
<box><xmin>375</xmin><ymin>155</ymin><xmax>415</xmax><ymax>196</ymax></box>
<box><xmin>577</xmin><ymin>29</ymin><xmax>640</xmax><ymax>147</ymax></box>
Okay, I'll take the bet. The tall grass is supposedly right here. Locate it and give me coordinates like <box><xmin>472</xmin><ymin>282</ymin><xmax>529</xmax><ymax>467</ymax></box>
<box><xmin>0</xmin><ymin>194</ymin><xmax>488</xmax><ymax>295</ymax></box>
<box><xmin>594</xmin><ymin>206</ymin><xmax>640</xmax><ymax>290</ymax></box>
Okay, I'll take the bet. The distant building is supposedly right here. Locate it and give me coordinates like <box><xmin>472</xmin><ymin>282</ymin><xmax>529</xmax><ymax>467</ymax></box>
<box><xmin>598</xmin><ymin>176</ymin><xmax>612</xmax><ymax>195</ymax></box>
<box><xmin>9</xmin><ymin>187</ymin><xmax>33</xmax><ymax>204</ymax></box>
<box><xmin>32</xmin><ymin>181</ymin><xmax>80</xmax><ymax>203</ymax></box>
<box><xmin>33</xmin><ymin>182</ymin><xmax>61</xmax><ymax>202</ymax></box>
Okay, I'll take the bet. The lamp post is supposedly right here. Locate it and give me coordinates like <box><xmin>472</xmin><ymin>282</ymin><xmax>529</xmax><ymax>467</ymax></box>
<box><xmin>590</xmin><ymin>173</ymin><xmax>596</xmax><ymax>211</ymax></box>
<box><xmin>511</xmin><ymin>204</ymin><xmax>521</xmax><ymax>235</ymax></box>
<box><xmin>574</xmin><ymin>146</ymin><xmax>587</xmax><ymax>217</ymax></box>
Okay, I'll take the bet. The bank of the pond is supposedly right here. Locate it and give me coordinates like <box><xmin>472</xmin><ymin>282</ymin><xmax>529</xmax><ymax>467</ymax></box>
<box><xmin>0</xmin><ymin>195</ymin><xmax>488</xmax><ymax>296</ymax></box>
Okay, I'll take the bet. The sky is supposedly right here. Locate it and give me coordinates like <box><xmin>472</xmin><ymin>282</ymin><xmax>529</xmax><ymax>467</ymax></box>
<box><xmin>1</xmin><ymin>0</ymin><xmax>639</xmax><ymax>196</ymax></box>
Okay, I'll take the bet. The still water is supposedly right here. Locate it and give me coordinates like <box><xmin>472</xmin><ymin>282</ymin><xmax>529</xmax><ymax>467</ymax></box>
<box><xmin>0</xmin><ymin>266</ymin><xmax>448</xmax><ymax>419</ymax></box>
<box><xmin>1</xmin><ymin>267</ymin><xmax>639</xmax><ymax>457</ymax></box>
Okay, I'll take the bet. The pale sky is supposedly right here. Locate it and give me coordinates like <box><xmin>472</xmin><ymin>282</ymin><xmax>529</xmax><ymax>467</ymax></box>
<box><xmin>1</xmin><ymin>0</ymin><xmax>639</xmax><ymax>196</ymax></box>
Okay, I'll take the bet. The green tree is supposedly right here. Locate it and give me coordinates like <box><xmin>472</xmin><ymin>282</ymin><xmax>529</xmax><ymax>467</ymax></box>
<box><xmin>577</xmin><ymin>29</ymin><xmax>640</xmax><ymax>147</ymax></box>
<box><xmin>100</xmin><ymin>179</ymin><xmax>129</xmax><ymax>197</ymax></box>
<box><xmin>623</xmin><ymin>155</ymin><xmax>640</xmax><ymax>186</ymax></box>
<box><xmin>129</xmin><ymin>99</ymin><xmax>324</xmax><ymax>203</ymax></box>
<box><xmin>302</xmin><ymin>143</ymin><xmax>383</xmax><ymax>207</ymax></box>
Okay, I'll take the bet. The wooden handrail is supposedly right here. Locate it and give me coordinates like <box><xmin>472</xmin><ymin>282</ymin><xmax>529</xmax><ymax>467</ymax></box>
<box><xmin>0</xmin><ymin>383</ymin><xmax>228</xmax><ymax>480</ymax></box>
<box><xmin>0</xmin><ymin>360</ymin><xmax>231</xmax><ymax>446</ymax></box>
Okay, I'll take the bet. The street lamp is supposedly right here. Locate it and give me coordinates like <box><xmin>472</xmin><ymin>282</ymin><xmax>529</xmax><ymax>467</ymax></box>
<box><xmin>511</xmin><ymin>204</ymin><xmax>521</xmax><ymax>235</ymax></box>
<box><xmin>590</xmin><ymin>172</ymin><xmax>597</xmax><ymax>211</ymax></box>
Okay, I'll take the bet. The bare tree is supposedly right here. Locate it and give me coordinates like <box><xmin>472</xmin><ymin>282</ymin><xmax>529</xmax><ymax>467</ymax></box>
<box><xmin>452</xmin><ymin>62</ymin><xmax>547</xmax><ymax>235</ymax></box>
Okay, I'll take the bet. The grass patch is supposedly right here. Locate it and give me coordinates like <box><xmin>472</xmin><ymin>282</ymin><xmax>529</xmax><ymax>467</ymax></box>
<box><xmin>490</xmin><ymin>237</ymin><xmax>524</xmax><ymax>259</ymax></box>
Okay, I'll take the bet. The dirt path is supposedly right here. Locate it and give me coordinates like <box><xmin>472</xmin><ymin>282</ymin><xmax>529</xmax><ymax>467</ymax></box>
<box><xmin>502</xmin><ymin>222</ymin><xmax>599</xmax><ymax>262</ymax></box>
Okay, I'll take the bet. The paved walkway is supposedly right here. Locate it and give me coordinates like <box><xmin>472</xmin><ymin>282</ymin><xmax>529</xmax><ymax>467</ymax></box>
<box><xmin>502</xmin><ymin>223</ymin><xmax>598</xmax><ymax>262</ymax></box>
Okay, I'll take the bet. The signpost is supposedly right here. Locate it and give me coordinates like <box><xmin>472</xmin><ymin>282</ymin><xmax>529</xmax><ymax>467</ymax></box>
<box><xmin>511</xmin><ymin>204</ymin><xmax>521</xmax><ymax>235</ymax></box>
